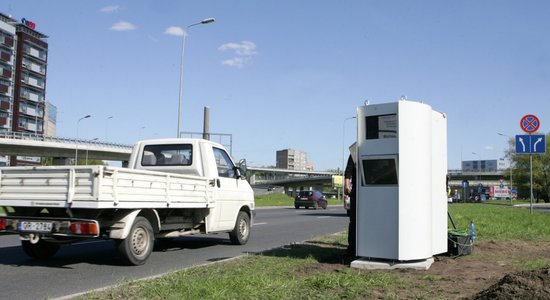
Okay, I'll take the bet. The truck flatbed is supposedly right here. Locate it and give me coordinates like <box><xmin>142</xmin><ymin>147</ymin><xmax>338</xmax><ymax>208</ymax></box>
<box><xmin>0</xmin><ymin>165</ymin><xmax>214</xmax><ymax>209</ymax></box>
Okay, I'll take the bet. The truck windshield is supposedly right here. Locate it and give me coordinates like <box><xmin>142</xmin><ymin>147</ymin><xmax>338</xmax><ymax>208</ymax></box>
<box><xmin>142</xmin><ymin>144</ymin><xmax>193</xmax><ymax>166</ymax></box>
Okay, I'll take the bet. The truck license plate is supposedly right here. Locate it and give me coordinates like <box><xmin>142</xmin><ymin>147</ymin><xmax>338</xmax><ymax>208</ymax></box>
<box><xmin>18</xmin><ymin>221</ymin><xmax>53</xmax><ymax>233</ymax></box>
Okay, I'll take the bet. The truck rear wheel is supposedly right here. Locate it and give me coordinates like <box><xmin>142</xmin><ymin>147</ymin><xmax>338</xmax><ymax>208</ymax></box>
<box><xmin>117</xmin><ymin>216</ymin><xmax>154</xmax><ymax>265</ymax></box>
<box><xmin>229</xmin><ymin>211</ymin><xmax>250</xmax><ymax>245</ymax></box>
<box><xmin>21</xmin><ymin>240</ymin><xmax>60</xmax><ymax>259</ymax></box>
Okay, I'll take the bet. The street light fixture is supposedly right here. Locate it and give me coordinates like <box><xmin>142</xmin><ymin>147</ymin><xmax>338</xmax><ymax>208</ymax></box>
<box><xmin>75</xmin><ymin>114</ymin><xmax>91</xmax><ymax>165</ymax></box>
<box><xmin>176</xmin><ymin>17</ymin><xmax>215</xmax><ymax>138</ymax></box>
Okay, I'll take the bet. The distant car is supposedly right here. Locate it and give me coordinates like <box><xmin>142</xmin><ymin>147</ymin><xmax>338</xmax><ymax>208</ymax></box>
<box><xmin>294</xmin><ymin>190</ymin><xmax>328</xmax><ymax>209</ymax></box>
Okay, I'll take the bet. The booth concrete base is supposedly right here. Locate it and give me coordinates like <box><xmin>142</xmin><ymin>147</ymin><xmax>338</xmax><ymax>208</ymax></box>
<box><xmin>351</xmin><ymin>257</ymin><xmax>434</xmax><ymax>270</ymax></box>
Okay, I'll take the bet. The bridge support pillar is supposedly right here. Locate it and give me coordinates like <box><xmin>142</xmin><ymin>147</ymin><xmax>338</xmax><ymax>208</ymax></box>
<box><xmin>249</xmin><ymin>174</ymin><xmax>256</xmax><ymax>185</ymax></box>
<box><xmin>52</xmin><ymin>157</ymin><xmax>72</xmax><ymax>165</ymax></box>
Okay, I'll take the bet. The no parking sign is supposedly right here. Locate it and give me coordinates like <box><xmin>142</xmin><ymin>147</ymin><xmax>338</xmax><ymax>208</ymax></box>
<box><xmin>520</xmin><ymin>114</ymin><xmax>540</xmax><ymax>133</ymax></box>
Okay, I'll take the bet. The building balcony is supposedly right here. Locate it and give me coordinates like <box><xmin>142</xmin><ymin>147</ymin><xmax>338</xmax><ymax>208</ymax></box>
<box><xmin>0</xmin><ymin>83</ymin><xmax>8</xmax><ymax>94</ymax></box>
<box><xmin>0</xmin><ymin>100</ymin><xmax>10</xmax><ymax>110</ymax></box>
<box><xmin>22</xmin><ymin>62</ymin><xmax>46</xmax><ymax>75</ymax></box>
<box><xmin>0</xmin><ymin>51</ymin><xmax>11</xmax><ymax>62</ymax></box>
<box><xmin>21</xmin><ymin>79</ymin><xmax>45</xmax><ymax>90</ymax></box>
<box><xmin>19</xmin><ymin>92</ymin><xmax>44</xmax><ymax>103</ymax></box>
<box><xmin>23</xmin><ymin>48</ymin><xmax>47</xmax><ymax>62</ymax></box>
<box><xmin>1</xmin><ymin>68</ymin><xmax>12</xmax><ymax>79</ymax></box>
<box><xmin>2</xmin><ymin>36</ymin><xmax>14</xmax><ymax>48</ymax></box>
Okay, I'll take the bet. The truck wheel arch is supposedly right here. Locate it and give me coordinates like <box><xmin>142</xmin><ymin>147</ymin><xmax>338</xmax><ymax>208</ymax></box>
<box><xmin>109</xmin><ymin>209</ymin><xmax>160</xmax><ymax>240</ymax></box>
<box><xmin>238</xmin><ymin>205</ymin><xmax>253</xmax><ymax>224</ymax></box>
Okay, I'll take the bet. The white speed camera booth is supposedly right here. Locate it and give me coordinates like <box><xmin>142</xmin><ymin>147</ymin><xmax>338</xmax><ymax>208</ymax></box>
<box><xmin>352</xmin><ymin>100</ymin><xmax>447</xmax><ymax>269</ymax></box>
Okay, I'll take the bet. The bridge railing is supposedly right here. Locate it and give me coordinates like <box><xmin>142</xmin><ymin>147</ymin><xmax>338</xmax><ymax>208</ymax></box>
<box><xmin>0</xmin><ymin>131</ymin><xmax>133</xmax><ymax>150</ymax></box>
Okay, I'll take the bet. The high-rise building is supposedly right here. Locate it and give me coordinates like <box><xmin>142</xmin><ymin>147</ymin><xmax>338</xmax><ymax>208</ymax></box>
<box><xmin>43</xmin><ymin>101</ymin><xmax>57</xmax><ymax>137</ymax></box>
<box><xmin>0</xmin><ymin>13</ymin><xmax>16</xmax><ymax>134</ymax></box>
<box><xmin>0</xmin><ymin>13</ymin><xmax>49</xmax><ymax>165</ymax></box>
<box><xmin>276</xmin><ymin>149</ymin><xmax>313</xmax><ymax>171</ymax></box>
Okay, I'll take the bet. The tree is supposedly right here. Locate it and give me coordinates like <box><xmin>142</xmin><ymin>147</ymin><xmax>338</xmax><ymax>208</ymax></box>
<box><xmin>505</xmin><ymin>134</ymin><xmax>550</xmax><ymax>203</ymax></box>
<box><xmin>41</xmin><ymin>157</ymin><xmax>106</xmax><ymax>166</ymax></box>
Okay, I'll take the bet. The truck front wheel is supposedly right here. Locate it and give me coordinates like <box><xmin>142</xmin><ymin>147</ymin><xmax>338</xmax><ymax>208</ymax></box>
<box><xmin>117</xmin><ymin>216</ymin><xmax>154</xmax><ymax>265</ymax></box>
<box><xmin>229</xmin><ymin>211</ymin><xmax>250</xmax><ymax>245</ymax></box>
<box><xmin>21</xmin><ymin>240</ymin><xmax>60</xmax><ymax>259</ymax></box>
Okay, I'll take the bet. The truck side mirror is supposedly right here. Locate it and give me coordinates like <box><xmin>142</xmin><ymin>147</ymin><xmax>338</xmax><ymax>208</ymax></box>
<box><xmin>234</xmin><ymin>167</ymin><xmax>242</xmax><ymax>179</ymax></box>
<box><xmin>236</xmin><ymin>159</ymin><xmax>247</xmax><ymax>179</ymax></box>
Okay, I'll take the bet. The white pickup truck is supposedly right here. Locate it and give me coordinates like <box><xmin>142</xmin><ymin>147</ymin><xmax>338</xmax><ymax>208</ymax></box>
<box><xmin>0</xmin><ymin>138</ymin><xmax>255</xmax><ymax>265</ymax></box>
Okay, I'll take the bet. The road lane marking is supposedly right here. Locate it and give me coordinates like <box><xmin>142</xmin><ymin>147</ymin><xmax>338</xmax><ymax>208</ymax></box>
<box><xmin>254</xmin><ymin>222</ymin><xmax>267</xmax><ymax>225</ymax></box>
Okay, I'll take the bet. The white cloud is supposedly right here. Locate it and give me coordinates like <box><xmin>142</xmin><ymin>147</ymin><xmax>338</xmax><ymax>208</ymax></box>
<box><xmin>164</xmin><ymin>26</ymin><xmax>186</xmax><ymax>37</ymax></box>
<box><xmin>222</xmin><ymin>57</ymin><xmax>250</xmax><ymax>69</ymax></box>
<box><xmin>218</xmin><ymin>41</ymin><xmax>257</xmax><ymax>56</ymax></box>
<box><xmin>110</xmin><ymin>21</ymin><xmax>136</xmax><ymax>31</ymax></box>
<box><xmin>100</xmin><ymin>5</ymin><xmax>120</xmax><ymax>13</ymax></box>
<box><xmin>218</xmin><ymin>41</ymin><xmax>257</xmax><ymax>68</ymax></box>
<box><xmin>485</xmin><ymin>145</ymin><xmax>494</xmax><ymax>151</ymax></box>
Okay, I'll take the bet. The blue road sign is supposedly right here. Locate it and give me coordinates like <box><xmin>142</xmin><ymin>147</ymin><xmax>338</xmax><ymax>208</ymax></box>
<box><xmin>516</xmin><ymin>135</ymin><xmax>546</xmax><ymax>154</ymax></box>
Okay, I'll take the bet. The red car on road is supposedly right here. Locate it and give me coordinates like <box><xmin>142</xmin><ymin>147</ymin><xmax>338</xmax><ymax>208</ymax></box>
<box><xmin>294</xmin><ymin>190</ymin><xmax>328</xmax><ymax>209</ymax></box>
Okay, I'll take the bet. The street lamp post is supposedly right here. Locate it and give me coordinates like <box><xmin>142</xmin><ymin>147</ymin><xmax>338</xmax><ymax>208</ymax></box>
<box><xmin>75</xmin><ymin>114</ymin><xmax>91</xmax><ymax>165</ymax></box>
<box><xmin>176</xmin><ymin>17</ymin><xmax>215</xmax><ymax>138</ymax></box>
<box><xmin>472</xmin><ymin>152</ymin><xmax>481</xmax><ymax>200</ymax></box>
<box><xmin>471</xmin><ymin>152</ymin><xmax>480</xmax><ymax>170</ymax></box>
<box><xmin>140</xmin><ymin>126</ymin><xmax>146</xmax><ymax>140</ymax></box>
<box><xmin>105</xmin><ymin>116</ymin><xmax>113</xmax><ymax>141</ymax></box>
<box><xmin>342</xmin><ymin>116</ymin><xmax>356</xmax><ymax>200</ymax></box>
<box><xmin>498</xmin><ymin>133</ymin><xmax>514</xmax><ymax>206</ymax></box>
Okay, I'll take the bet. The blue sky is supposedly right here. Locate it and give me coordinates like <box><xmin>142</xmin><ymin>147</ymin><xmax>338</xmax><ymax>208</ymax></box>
<box><xmin>4</xmin><ymin>1</ymin><xmax>549</xmax><ymax>170</ymax></box>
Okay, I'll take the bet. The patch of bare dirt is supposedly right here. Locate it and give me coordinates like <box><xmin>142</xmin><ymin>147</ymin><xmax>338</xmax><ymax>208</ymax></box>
<box><xmin>300</xmin><ymin>239</ymin><xmax>550</xmax><ymax>299</ymax></box>
<box><xmin>472</xmin><ymin>267</ymin><xmax>550</xmax><ymax>299</ymax></box>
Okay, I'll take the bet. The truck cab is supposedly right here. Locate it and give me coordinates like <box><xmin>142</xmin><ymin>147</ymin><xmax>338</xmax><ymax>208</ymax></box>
<box><xmin>129</xmin><ymin>138</ymin><xmax>254</xmax><ymax>232</ymax></box>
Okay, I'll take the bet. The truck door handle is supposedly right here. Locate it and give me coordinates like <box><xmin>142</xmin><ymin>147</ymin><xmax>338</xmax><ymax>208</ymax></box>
<box><xmin>209</xmin><ymin>179</ymin><xmax>221</xmax><ymax>188</ymax></box>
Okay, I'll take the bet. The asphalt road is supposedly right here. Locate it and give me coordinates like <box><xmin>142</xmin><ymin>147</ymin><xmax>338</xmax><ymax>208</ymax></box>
<box><xmin>0</xmin><ymin>206</ymin><xmax>348</xmax><ymax>300</ymax></box>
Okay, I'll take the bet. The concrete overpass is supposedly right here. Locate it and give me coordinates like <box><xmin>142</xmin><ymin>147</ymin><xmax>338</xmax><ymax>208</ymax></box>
<box><xmin>246</xmin><ymin>166</ymin><xmax>338</xmax><ymax>196</ymax></box>
<box><xmin>0</xmin><ymin>132</ymin><xmax>132</xmax><ymax>162</ymax></box>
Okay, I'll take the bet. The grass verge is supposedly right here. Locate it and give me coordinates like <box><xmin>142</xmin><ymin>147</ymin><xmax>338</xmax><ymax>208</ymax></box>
<box><xmin>255</xmin><ymin>193</ymin><xmax>342</xmax><ymax>207</ymax></box>
<box><xmin>77</xmin><ymin>204</ymin><xmax>550</xmax><ymax>299</ymax></box>
<box><xmin>448</xmin><ymin>203</ymin><xmax>550</xmax><ymax>240</ymax></box>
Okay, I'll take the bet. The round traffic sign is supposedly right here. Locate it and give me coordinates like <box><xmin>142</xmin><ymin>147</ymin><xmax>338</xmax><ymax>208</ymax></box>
<box><xmin>520</xmin><ymin>114</ymin><xmax>540</xmax><ymax>133</ymax></box>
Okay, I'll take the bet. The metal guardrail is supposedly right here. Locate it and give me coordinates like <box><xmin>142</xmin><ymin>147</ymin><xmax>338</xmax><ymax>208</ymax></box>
<box><xmin>0</xmin><ymin>131</ymin><xmax>133</xmax><ymax>150</ymax></box>
<box><xmin>447</xmin><ymin>169</ymin><xmax>505</xmax><ymax>176</ymax></box>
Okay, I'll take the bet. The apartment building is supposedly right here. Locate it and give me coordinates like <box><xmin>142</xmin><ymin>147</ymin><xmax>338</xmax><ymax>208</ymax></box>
<box><xmin>276</xmin><ymin>149</ymin><xmax>313</xmax><ymax>171</ymax></box>
<box><xmin>0</xmin><ymin>13</ymin><xmax>49</xmax><ymax>165</ymax></box>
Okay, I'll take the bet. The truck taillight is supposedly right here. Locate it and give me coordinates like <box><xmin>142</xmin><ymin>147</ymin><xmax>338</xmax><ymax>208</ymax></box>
<box><xmin>0</xmin><ymin>218</ymin><xmax>6</xmax><ymax>230</ymax></box>
<box><xmin>69</xmin><ymin>222</ymin><xmax>99</xmax><ymax>235</ymax></box>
